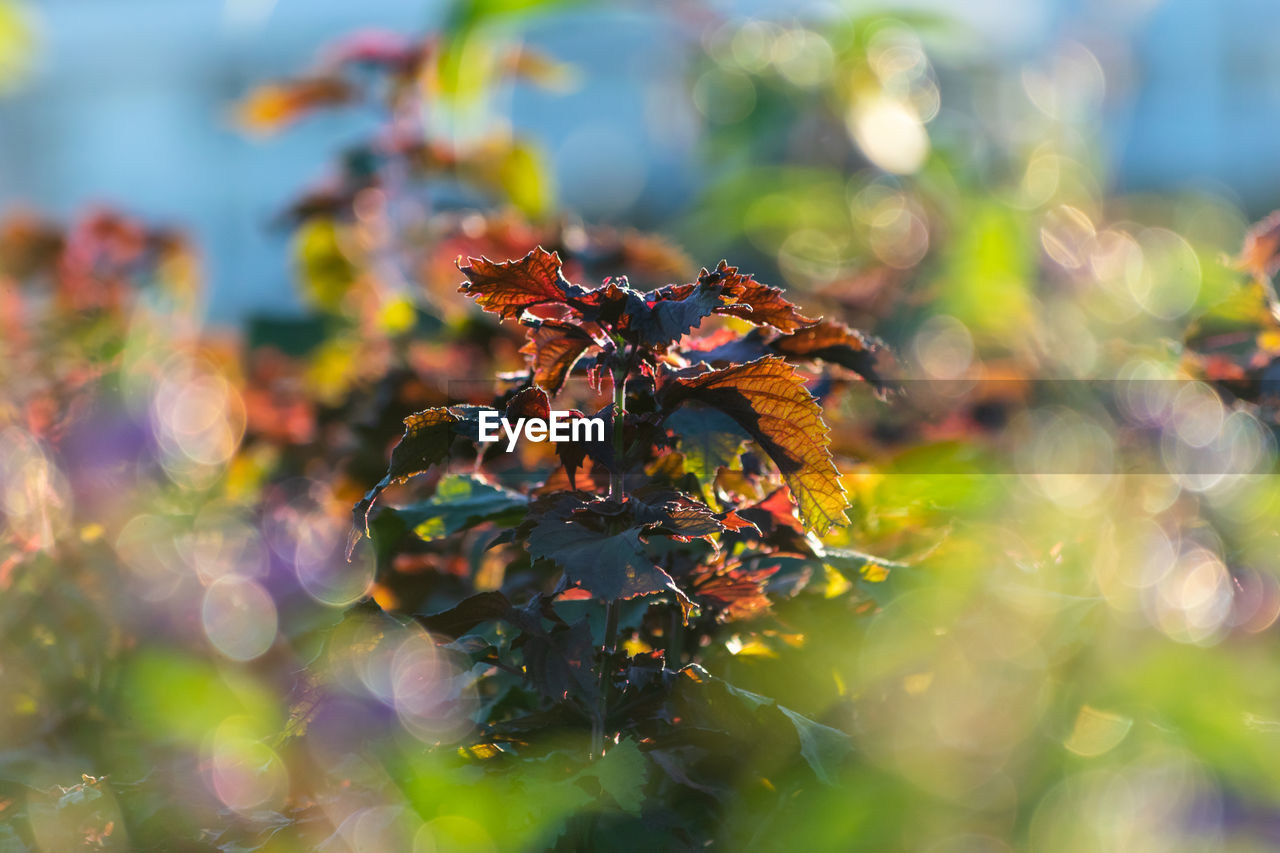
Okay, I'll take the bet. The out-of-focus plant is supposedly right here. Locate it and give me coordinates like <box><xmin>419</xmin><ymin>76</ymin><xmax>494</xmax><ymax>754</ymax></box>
<box><xmin>0</xmin><ymin>207</ymin><xmax>255</xmax><ymax>850</ymax></box>
<box><xmin>0</xmin><ymin>0</ymin><xmax>33</xmax><ymax>93</ymax></box>
<box><xmin>673</xmin><ymin>8</ymin><xmax>1280</xmax><ymax>851</ymax></box>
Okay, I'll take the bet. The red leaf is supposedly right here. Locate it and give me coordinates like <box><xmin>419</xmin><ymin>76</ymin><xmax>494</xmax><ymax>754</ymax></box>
<box><xmin>520</xmin><ymin>321</ymin><xmax>597</xmax><ymax>393</ymax></box>
<box><xmin>770</xmin><ymin>319</ymin><xmax>888</xmax><ymax>391</ymax></box>
<box><xmin>707</xmin><ymin>261</ymin><xmax>816</xmax><ymax>333</ymax></box>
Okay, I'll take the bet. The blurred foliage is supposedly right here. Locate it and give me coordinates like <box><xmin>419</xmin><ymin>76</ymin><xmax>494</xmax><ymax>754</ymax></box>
<box><xmin>6</xmin><ymin>1</ymin><xmax>1280</xmax><ymax>852</ymax></box>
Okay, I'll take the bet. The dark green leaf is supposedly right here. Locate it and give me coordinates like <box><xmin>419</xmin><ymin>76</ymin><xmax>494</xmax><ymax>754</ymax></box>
<box><xmin>527</xmin><ymin>520</ymin><xmax>689</xmax><ymax>606</ymax></box>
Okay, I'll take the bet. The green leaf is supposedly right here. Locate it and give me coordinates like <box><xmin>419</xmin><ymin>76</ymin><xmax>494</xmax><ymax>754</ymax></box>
<box><xmin>575</xmin><ymin>738</ymin><xmax>647</xmax><ymax>816</ymax></box>
<box><xmin>677</xmin><ymin>664</ymin><xmax>853</xmax><ymax>785</ymax></box>
<box><xmin>351</xmin><ymin>407</ymin><xmax>461</xmax><ymax>547</ymax></box>
<box><xmin>776</xmin><ymin>705</ymin><xmax>853</xmax><ymax>787</ymax></box>
<box><xmin>663</xmin><ymin>405</ymin><xmax>749</xmax><ymax>483</ymax></box>
<box><xmin>396</xmin><ymin>474</ymin><xmax>528</xmax><ymax>541</ymax></box>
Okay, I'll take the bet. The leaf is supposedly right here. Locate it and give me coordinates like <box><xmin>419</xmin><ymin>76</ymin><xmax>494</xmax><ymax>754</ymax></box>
<box><xmin>769</xmin><ymin>319</ymin><xmax>888</xmax><ymax>392</ymax></box>
<box><xmin>351</xmin><ymin>407</ymin><xmax>460</xmax><ymax>545</ymax></box>
<box><xmin>521</xmin><ymin>321</ymin><xmax>597</xmax><ymax>393</ymax></box>
<box><xmin>521</xmin><ymin>617</ymin><xmax>598</xmax><ymax>705</ymax></box>
<box><xmin>691</xmin><ymin>322</ymin><xmax>890</xmax><ymax>393</ymax></box>
<box><xmin>704</xmin><ymin>260</ymin><xmax>815</xmax><ymax>333</ymax></box>
<box><xmin>236</xmin><ymin>77</ymin><xmax>353</xmax><ymax>134</ymax></box>
<box><xmin>777</xmin><ymin>705</ymin><xmax>853</xmax><ymax>786</ymax></box>
<box><xmin>504</xmin><ymin>385</ymin><xmax>551</xmax><ymax>421</ymax></box>
<box><xmin>632</xmin><ymin>277</ymin><xmax>724</xmax><ymax>347</ymax></box>
<box><xmin>575</xmin><ymin>739</ymin><xmax>647</xmax><ymax>816</ymax></box>
<box><xmin>739</xmin><ymin>489</ymin><xmax>806</xmax><ymax>536</ymax></box>
<box><xmin>418</xmin><ymin>591</ymin><xmax>515</xmax><ymax>637</ymax></box>
<box><xmin>494</xmin><ymin>139</ymin><xmax>554</xmax><ymax>220</ymax></box>
<box><xmin>1235</xmin><ymin>210</ymin><xmax>1280</xmax><ymax>280</ymax></box>
<box><xmin>527</xmin><ymin>519</ymin><xmax>689</xmax><ymax>606</ymax></box>
<box><xmin>663</xmin><ymin>406</ymin><xmax>749</xmax><ymax>483</ymax></box>
<box><xmin>395</xmin><ymin>474</ymin><xmax>528</xmax><ymax>541</ymax></box>
<box><xmin>687</xmin><ymin>562</ymin><xmax>779</xmax><ymax>621</ymax></box>
<box><xmin>458</xmin><ymin>246</ymin><xmax>571</xmax><ymax>319</ymax></box>
<box><xmin>629</xmin><ymin>489</ymin><xmax>747</xmax><ymax>541</ymax></box>
<box><xmin>556</xmin><ymin>403</ymin><xmax>615</xmax><ymax>487</ymax></box>
<box><xmin>661</xmin><ymin>357</ymin><xmax>848</xmax><ymax>535</ymax></box>
<box><xmin>293</xmin><ymin>217</ymin><xmax>358</xmax><ymax>313</ymax></box>
<box><xmin>652</xmin><ymin>262</ymin><xmax>814</xmax><ymax>333</ymax></box>
<box><xmin>676</xmin><ymin>664</ymin><xmax>853</xmax><ymax>785</ymax></box>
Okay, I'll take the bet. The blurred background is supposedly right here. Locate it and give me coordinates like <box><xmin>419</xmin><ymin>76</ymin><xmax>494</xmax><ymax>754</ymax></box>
<box><xmin>2</xmin><ymin>0</ymin><xmax>1277</xmax><ymax>322</ymax></box>
<box><xmin>9</xmin><ymin>0</ymin><xmax>1280</xmax><ymax>850</ymax></box>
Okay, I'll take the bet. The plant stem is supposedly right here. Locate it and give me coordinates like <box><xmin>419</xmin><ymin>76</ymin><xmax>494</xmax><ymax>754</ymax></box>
<box><xmin>667</xmin><ymin>605</ymin><xmax>683</xmax><ymax>666</ymax></box>
<box><xmin>591</xmin><ymin>599</ymin><xmax>621</xmax><ymax>758</ymax></box>
<box><xmin>608</xmin><ymin>362</ymin><xmax>627</xmax><ymax>498</ymax></box>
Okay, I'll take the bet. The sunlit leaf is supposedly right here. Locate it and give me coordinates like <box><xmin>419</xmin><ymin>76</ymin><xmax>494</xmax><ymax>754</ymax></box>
<box><xmin>352</xmin><ymin>407</ymin><xmax>461</xmax><ymax>542</ymax></box>
<box><xmin>520</xmin><ymin>321</ymin><xmax>596</xmax><ymax>393</ymax></box>
<box><xmin>704</xmin><ymin>260</ymin><xmax>815</xmax><ymax>332</ymax></box>
<box><xmin>632</xmin><ymin>277</ymin><xmax>724</xmax><ymax>347</ymax></box>
<box><xmin>652</xmin><ymin>261</ymin><xmax>814</xmax><ymax>334</ymax></box>
<box><xmin>663</xmin><ymin>405</ymin><xmax>749</xmax><ymax>483</ymax></box>
<box><xmin>770</xmin><ymin>319</ymin><xmax>889</xmax><ymax>392</ymax></box>
<box><xmin>662</xmin><ymin>357</ymin><xmax>848</xmax><ymax>534</ymax></box>
<box><xmin>235</xmin><ymin>77</ymin><xmax>353</xmax><ymax>134</ymax></box>
<box><xmin>459</xmin><ymin>246</ymin><xmax>571</xmax><ymax>319</ymax></box>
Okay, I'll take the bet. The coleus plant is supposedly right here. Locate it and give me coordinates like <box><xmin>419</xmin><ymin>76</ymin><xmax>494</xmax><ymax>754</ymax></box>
<box><xmin>348</xmin><ymin>246</ymin><xmax>897</xmax><ymax>844</ymax></box>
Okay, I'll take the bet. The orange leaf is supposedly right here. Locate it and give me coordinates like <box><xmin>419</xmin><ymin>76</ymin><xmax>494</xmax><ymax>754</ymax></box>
<box><xmin>235</xmin><ymin>77</ymin><xmax>352</xmax><ymax>134</ymax></box>
<box><xmin>707</xmin><ymin>261</ymin><xmax>815</xmax><ymax>333</ymax></box>
<box><xmin>458</xmin><ymin>246</ymin><xmax>570</xmax><ymax>319</ymax></box>
<box><xmin>770</xmin><ymin>319</ymin><xmax>888</xmax><ymax>391</ymax></box>
<box><xmin>520</xmin><ymin>322</ymin><xmax>596</xmax><ymax>393</ymax></box>
<box><xmin>1236</xmin><ymin>211</ymin><xmax>1280</xmax><ymax>280</ymax></box>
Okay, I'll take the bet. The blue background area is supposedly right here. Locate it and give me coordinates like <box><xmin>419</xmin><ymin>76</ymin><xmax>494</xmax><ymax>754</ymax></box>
<box><xmin>0</xmin><ymin>0</ymin><xmax>1277</xmax><ymax>322</ymax></box>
